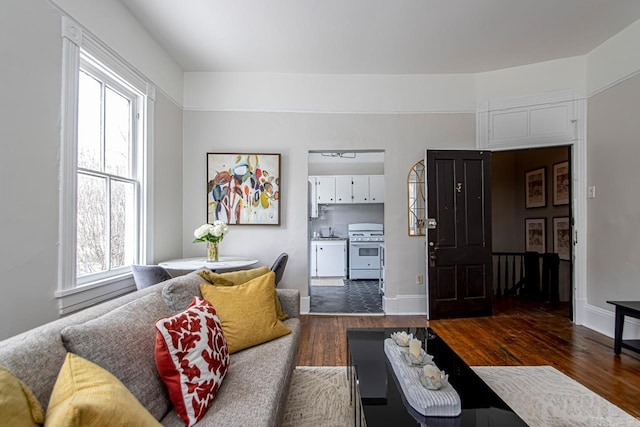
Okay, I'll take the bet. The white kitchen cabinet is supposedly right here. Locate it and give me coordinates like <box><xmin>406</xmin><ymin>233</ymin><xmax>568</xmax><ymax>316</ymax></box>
<box><xmin>369</xmin><ymin>175</ymin><xmax>385</xmax><ymax>203</ymax></box>
<box><xmin>316</xmin><ymin>176</ymin><xmax>335</xmax><ymax>203</ymax></box>
<box><xmin>352</xmin><ymin>175</ymin><xmax>369</xmax><ymax>203</ymax></box>
<box><xmin>311</xmin><ymin>174</ymin><xmax>384</xmax><ymax>204</ymax></box>
<box><xmin>335</xmin><ymin>176</ymin><xmax>352</xmax><ymax>203</ymax></box>
<box><xmin>311</xmin><ymin>240</ymin><xmax>347</xmax><ymax>277</ymax></box>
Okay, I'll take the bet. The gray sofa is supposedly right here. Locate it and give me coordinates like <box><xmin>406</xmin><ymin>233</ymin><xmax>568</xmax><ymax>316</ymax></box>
<box><xmin>0</xmin><ymin>269</ymin><xmax>301</xmax><ymax>426</ymax></box>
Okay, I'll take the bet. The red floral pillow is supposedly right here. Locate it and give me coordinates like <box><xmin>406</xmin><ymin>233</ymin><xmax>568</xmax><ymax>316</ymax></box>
<box><xmin>155</xmin><ymin>297</ymin><xmax>229</xmax><ymax>426</ymax></box>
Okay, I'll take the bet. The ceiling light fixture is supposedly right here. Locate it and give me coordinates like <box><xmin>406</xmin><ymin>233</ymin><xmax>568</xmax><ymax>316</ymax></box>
<box><xmin>320</xmin><ymin>152</ymin><xmax>356</xmax><ymax>159</ymax></box>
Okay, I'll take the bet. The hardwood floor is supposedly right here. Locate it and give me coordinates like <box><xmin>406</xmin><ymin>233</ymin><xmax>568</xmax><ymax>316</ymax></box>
<box><xmin>296</xmin><ymin>298</ymin><xmax>640</xmax><ymax>418</ymax></box>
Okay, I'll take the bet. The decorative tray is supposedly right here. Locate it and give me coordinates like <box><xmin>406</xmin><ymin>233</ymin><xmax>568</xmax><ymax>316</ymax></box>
<box><xmin>384</xmin><ymin>338</ymin><xmax>461</xmax><ymax>417</ymax></box>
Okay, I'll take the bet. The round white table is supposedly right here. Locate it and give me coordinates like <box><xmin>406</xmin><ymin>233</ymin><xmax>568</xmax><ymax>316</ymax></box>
<box><xmin>158</xmin><ymin>256</ymin><xmax>259</xmax><ymax>272</ymax></box>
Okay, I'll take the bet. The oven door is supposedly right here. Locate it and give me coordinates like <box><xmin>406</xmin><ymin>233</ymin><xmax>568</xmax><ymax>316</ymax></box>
<box><xmin>349</xmin><ymin>242</ymin><xmax>381</xmax><ymax>270</ymax></box>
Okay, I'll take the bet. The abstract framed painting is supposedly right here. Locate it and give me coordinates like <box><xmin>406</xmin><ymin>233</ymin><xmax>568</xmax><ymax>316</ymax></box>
<box><xmin>525</xmin><ymin>167</ymin><xmax>546</xmax><ymax>208</ymax></box>
<box><xmin>525</xmin><ymin>217</ymin><xmax>546</xmax><ymax>254</ymax></box>
<box><xmin>207</xmin><ymin>153</ymin><xmax>281</xmax><ymax>225</ymax></box>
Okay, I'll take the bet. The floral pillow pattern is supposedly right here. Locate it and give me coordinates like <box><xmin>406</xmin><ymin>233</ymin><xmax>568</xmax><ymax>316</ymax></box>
<box><xmin>155</xmin><ymin>297</ymin><xmax>229</xmax><ymax>426</ymax></box>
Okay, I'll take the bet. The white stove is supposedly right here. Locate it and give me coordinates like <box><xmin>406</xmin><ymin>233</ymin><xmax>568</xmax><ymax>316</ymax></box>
<box><xmin>348</xmin><ymin>223</ymin><xmax>384</xmax><ymax>280</ymax></box>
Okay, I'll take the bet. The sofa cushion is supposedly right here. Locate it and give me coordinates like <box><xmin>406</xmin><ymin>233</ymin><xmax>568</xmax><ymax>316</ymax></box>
<box><xmin>162</xmin><ymin>270</ymin><xmax>212</xmax><ymax>313</ymax></box>
<box><xmin>46</xmin><ymin>353</ymin><xmax>160</xmax><ymax>426</ymax></box>
<box><xmin>197</xmin><ymin>266</ymin><xmax>270</xmax><ymax>286</ymax></box>
<box><xmin>0</xmin><ymin>366</ymin><xmax>44</xmax><ymax>427</ymax></box>
<box><xmin>60</xmin><ymin>292</ymin><xmax>172</xmax><ymax>420</ymax></box>
<box><xmin>155</xmin><ymin>298</ymin><xmax>229</xmax><ymax>427</ymax></box>
<box><xmin>199</xmin><ymin>269</ymin><xmax>288</xmax><ymax>321</ymax></box>
<box><xmin>199</xmin><ymin>272</ymin><xmax>291</xmax><ymax>354</ymax></box>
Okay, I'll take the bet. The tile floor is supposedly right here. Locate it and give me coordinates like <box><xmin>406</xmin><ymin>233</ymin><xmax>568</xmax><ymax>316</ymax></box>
<box><xmin>310</xmin><ymin>279</ymin><xmax>383</xmax><ymax>314</ymax></box>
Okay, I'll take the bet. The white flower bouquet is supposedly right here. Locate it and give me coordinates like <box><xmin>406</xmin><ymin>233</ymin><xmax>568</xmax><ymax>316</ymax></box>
<box><xmin>193</xmin><ymin>220</ymin><xmax>229</xmax><ymax>244</ymax></box>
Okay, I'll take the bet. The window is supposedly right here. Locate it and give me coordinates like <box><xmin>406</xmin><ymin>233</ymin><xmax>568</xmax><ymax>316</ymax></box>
<box><xmin>76</xmin><ymin>56</ymin><xmax>141</xmax><ymax>285</ymax></box>
<box><xmin>58</xmin><ymin>17</ymin><xmax>153</xmax><ymax>313</ymax></box>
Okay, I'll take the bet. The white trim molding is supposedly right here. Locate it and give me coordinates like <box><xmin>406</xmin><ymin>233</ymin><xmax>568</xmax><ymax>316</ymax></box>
<box><xmin>584</xmin><ymin>303</ymin><xmax>640</xmax><ymax>341</ymax></box>
<box><xmin>383</xmin><ymin>294</ymin><xmax>427</xmax><ymax>315</ymax></box>
<box><xmin>477</xmin><ymin>89</ymin><xmax>587</xmax><ymax>325</ymax></box>
<box><xmin>300</xmin><ymin>296</ymin><xmax>311</xmax><ymax>314</ymax></box>
<box><xmin>56</xmin><ymin>276</ymin><xmax>136</xmax><ymax>315</ymax></box>
<box><xmin>58</xmin><ymin>17</ymin><xmax>81</xmax><ymax>297</ymax></box>
<box><xmin>57</xmin><ymin>14</ymin><xmax>155</xmax><ymax>314</ymax></box>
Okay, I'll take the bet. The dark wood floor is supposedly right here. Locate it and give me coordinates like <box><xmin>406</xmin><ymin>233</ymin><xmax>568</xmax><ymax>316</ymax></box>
<box><xmin>296</xmin><ymin>298</ymin><xmax>640</xmax><ymax>418</ymax></box>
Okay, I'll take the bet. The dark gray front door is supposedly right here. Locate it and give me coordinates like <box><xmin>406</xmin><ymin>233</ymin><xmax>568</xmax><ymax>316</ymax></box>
<box><xmin>427</xmin><ymin>150</ymin><xmax>492</xmax><ymax>319</ymax></box>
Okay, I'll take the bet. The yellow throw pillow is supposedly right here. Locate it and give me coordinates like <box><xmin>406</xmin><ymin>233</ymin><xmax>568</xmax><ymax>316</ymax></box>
<box><xmin>0</xmin><ymin>366</ymin><xmax>44</xmax><ymax>427</ymax></box>
<box><xmin>46</xmin><ymin>353</ymin><xmax>161</xmax><ymax>427</ymax></box>
<box><xmin>199</xmin><ymin>267</ymin><xmax>289</xmax><ymax>321</ymax></box>
<box><xmin>198</xmin><ymin>265</ymin><xmax>270</xmax><ymax>285</ymax></box>
<box><xmin>199</xmin><ymin>271</ymin><xmax>291</xmax><ymax>354</ymax></box>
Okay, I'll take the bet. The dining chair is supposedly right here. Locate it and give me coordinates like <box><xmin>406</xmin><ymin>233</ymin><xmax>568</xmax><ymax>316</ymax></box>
<box><xmin>270</xmin><ymin>253</ymin><xmax>289</xmax><ymax>287</ymax></box>
<box><xmin>131</xmin><ymin>265</ymin><xmax>172</xmax><ymax>290</ymax></box>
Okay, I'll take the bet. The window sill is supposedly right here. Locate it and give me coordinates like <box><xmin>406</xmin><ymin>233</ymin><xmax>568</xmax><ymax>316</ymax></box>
<box><xmin>56</xmin><ymin>273</ymin><xmax>136</xmax><ymax>315</ymax></box>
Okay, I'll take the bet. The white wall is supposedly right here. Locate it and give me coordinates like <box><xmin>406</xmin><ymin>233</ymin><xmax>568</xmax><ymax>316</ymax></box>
<box><xmin>587</xmin><ymin>73</ymin><xmax>640</xmax><ymax>309</ymax></box>
<box><xmin>587</xmin><ymin>19</ymin><xmax>640</xmax><ymax>97</ymax></box>
<box><xmin>475</xmin><ymin>56</ymin><xmax>587</xmax><ymax>102</ymax></box>
<box><xmin>0</xmin><ymin>0</ymin><xmax>184</xmax><ymax>339</ymax></box>
<box><xmin>181</xmin><ymin>19</ymin><xmax>640</xmax><ymax>318</ymax></box>
<box><xmin>184</xmin><ymin>73</ymin><xmax>477</xmax><ymax>113</ymax></box>
<box><xmin>0</xmin><ymin>0</ymin><xmax>64</xmax><ymax>339</ymax></box>
<box><xmin>2</xmin><ymin>1</ymin><xmax>639</xmax><ymax>336</ymax></box>
<box><xmin>152</xmin><ymin>93</ymin><xmax>184</xmax><ymax>262</ymax></box>
<box><xmin>51</xmin><ymin>0</ymin><xmax>184</xmax><ymax>105</ymax></box>
<box><xmin>182</xmin><ymin>111</ymin><xmax>475</xmax><ymax>307</ymax></box>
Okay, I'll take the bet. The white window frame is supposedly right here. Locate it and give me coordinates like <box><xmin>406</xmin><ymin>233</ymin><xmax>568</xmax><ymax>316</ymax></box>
<box><xmin>57</xmin><ymin>17</ymin><xmax>155</xmax><ymax>314</ymax></box>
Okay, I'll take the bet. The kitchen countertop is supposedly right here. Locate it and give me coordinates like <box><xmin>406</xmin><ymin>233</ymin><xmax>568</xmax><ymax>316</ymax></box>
<box><xmin>311</xmin><ymin>237</ymin><xmax>348</xmax><ymax>241</ymax></box>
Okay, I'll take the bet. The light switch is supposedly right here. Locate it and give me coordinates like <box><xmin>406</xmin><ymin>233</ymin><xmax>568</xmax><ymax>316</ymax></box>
<box><xmin>588</xmin><ymin>186</ymin><xmax>596</xmax><ymax>199</ymax></box>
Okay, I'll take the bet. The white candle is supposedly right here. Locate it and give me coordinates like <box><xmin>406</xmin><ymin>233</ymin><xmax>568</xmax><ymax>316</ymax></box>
<box><xmin>409</xmin><ymin>338</ymin><xmax>422</xmax><ymax>359</ymax></box>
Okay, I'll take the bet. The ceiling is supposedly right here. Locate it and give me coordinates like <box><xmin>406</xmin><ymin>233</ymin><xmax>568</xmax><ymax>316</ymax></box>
<box><xmin>119</xmin><ymin>0</ymin><xmax>640</xmax><ymax>74</ymax></box>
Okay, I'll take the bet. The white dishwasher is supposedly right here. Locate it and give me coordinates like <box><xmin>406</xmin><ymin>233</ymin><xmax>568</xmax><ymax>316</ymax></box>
<box><xmin>310</xmin><ymin>239</ymin><xmax>347</xmax><ymax>277</ymax></box>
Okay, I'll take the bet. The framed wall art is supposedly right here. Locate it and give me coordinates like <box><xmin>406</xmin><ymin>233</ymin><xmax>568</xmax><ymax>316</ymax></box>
<box><xmin>553</xmin><ymin>161</ymin><xmax>570</xmax><ymax>206</ymax></box>
<box><xmin>553</xmin><ymin>216</ymin><xmax>571</xmax><ymax>260</ymax></box>
<box><xmin>525</xmin><ymin>218</ymin><xmax>546</xmax><ymax>253</ymax></box>
<box><xmin>525</xmin><ymin>167</ymin><xmax>546</xmax><ymax>208</ymax></box>
<box><xmin>207</xmin><ymin>153</ymin><xmax>281</xmax><ymax>225</ymax></box>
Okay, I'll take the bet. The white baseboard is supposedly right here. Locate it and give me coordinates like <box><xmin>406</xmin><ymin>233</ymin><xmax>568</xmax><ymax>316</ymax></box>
<box><xmin>300</xmin><ymin>296</ymin><xmax>311</xmax><ymax>314</ymax></box>
<box><xmin>583</xmin><ymin>303</ymin><xmax>640</xmax><ymax>340</ymax></box>
<box><xmin>383</xmin><ymin>294</ymin><xmax>427</xmax><ymax>315</ymax></box>
<box><xmin>574</xmin><ymin>297</ymin><xmax>587</xmax><ymax>325</ymax></box>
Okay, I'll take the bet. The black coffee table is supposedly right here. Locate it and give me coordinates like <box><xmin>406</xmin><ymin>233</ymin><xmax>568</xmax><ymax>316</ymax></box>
<box><xmin>346</xmin><ymin>327</ymin><xmax>527</xmax><ymax>426</ymax></box>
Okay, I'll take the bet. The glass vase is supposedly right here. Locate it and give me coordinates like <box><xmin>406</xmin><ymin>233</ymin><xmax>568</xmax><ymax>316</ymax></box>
<box><xmin>206</xmin><ymin>241</ymin><xmax>219</xmax><ymax>262</ymax></box>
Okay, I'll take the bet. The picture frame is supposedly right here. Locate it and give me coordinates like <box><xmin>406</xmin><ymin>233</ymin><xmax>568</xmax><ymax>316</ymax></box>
<box><xmin>553</xmin><ymin>216</ymin><xmax>571</xmax><ymax>260</ymax></box>
<box><xmin>525</xmin><ymin>218</ymin><xmax>546</xmax><ymax>253</ymax></box>
<box><xmin>525</xmin><ymin>167</ymin><xmax>546</xmax><ymax>208</ymax></box>
<box><xmin>207</xmin><ymin>153</ymin><xmax>281</xmax><ymax>225</ymax></box>
<box><xmin>553</xmin><ymin>161</ymin><xmax>570</xmax><ymax>206</ymax></box>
